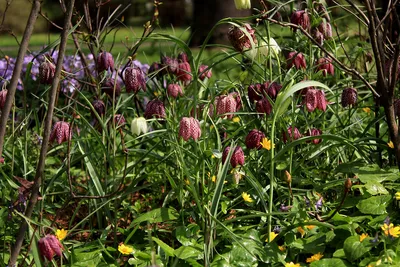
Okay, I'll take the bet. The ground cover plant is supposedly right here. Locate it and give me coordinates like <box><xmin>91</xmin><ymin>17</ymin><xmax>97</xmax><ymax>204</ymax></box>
<box><xmin>1</xmin><ymin>0</ymin><xmax>400</xmax><ymax>266</ymax></box>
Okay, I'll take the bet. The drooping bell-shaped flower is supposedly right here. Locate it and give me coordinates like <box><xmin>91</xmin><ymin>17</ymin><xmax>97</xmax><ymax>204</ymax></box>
<box><xmin>304</xmin><ymin>89</ymin><xmax>328</xmax><ymax>112</ymax></box>
<box><xmin>316</xmin><ymin>57</ymin><xmax>334</xmax><ymax>76</ymax></box>
<box><xmin>179</xmin><ymin>117</ymin><xmax>201</xmax><ymax>141</ymax></box>
<box><xmin>167</xmin><ymin>83</ymin><xmax>183</xmax><ymax>98</ymax></box>
<box><xmin>283</xmin><ymin>126</ymin><xmax>302</xmax><ymax>143</ymax></box>
<box><xmin>101</xmin><ymin>78</ymin><xmax>121</xmax><ymax>97</ymax></box>
<box><xmin>91</xmin><ymin>99</ymin><xmax>106</xmax><ymax>117</ymax></box>
<box><xmin>124</xmin><ymin>66</ymin><xmax>146</xmax><ymax>93</ymax></box>
<box><xmin>248</xmin><ymin>83</ymin><xmax>264</xmax><ymax>103</ymax></box>
<box><xmin>38</xmin><ymin>235</ymin><xmax>63</xmax><ymax>261</ymax></box>
<box><xmin>161</xmin><ymin>55</ymin><xmax>178</xmax><ymax>74</ymax></box>
<box><xmin>216</xmin><ymin>94</ymin><xmax>238</xmax><ymax>119</ymax></box>
<box><xmin>97</xmin><ymin>51</ymin><xmax>114</xmax><ymax>73</ymax></box>
<box><xmin>176</xmin><ymin>61</ymin><xmax>192</xmax><ymax>83</ymax></box>
<box><xmin>290</xmin><ymin>10</ymin><xmax>310</xmax><ymax>32</ymax></box>
<box><xmin>39</xmin><ymin>61</ymin><xmax>56</xmax><ymax>84</ymax></box>
<box><xmin>113</xmin><ymin>114</ymin><xmax>126</xmax><ymax>127</ymax></box>
<box><xmin>311</xmin><ymin>28</ymin><xmax>324</xmax><ymax>45</ymax></box>
<box><xmin>318</xmin><ymin>20</ymin><xmax>332</xmax><ymax>39</ymax></box>
<box><xmin>222</xmin><ymin>146</ymin><xmax>245</xmax><ymax>168</ymax></box>
<box><xmin>49</xmin><ymin>121</ymin><xmax>72</xmax><ymax>144</ymax></box>
<box><xmin>144</xmin><ymin>99</ymin><xmax>166</xmax><ymax>119</ymax></box>
<box><xmin>131</xmin><ymin>117</ymin><xmax>148</xmax><ymax>136</ymax></box>
<box><xmin>0</xmin><ymin>89</ymin><xmax>7</xmax><ymax>109</ymax></box>
<box><xmin>256</xmin><ymin>98</ymin><xmax>272</xmax><ymax>115</ymax></box>
<box><xmin>287</xmin><ymin>51</ymin><xmax>307</xmax><ymax>69</ymax></box>
<box><xmin>245</xmin><ymin>129</ymin><xmax>265</xmax><ymax>150</ymax></box>
<box><xmin>306</xmin><ymin>128</ymin><xmax>322</xmax><ymax>144</ymax></box>
<box><xmin>178</xmin><ymin>52</ymin><xmax>189</xmax><ymax>63</ymax></box>
<box><xmin>265</xmin><ymin>81</ymin><xmax>282</xmax><ymax>100</ymax></box>
<box><xmin>198</xmin><ymin>65</ymin><xmax>212</xmax><ymax>80</ymax></box>
<box><xmin>234</xmin><ymin>0</ymin><xmax>251</xmax><ymax>10</ymax></box>
<box><xmin>341</xmin><ymin>87</ymin><xmax>357</xmax><ymax>107</ymax></box>
<box><xmin>228</xmin><ymin>23</ymin><xmax>257</xmax><ymax>53</ymax></box>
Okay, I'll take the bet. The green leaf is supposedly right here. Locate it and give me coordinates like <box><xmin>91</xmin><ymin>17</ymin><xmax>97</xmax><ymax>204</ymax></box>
<box><xmin>310</xmin><ymin>258</ymin><xmax>353</xmax><ymax>267</ymax></box>
<box><xmin>211</xmin><ymin>243</ymin><xmax>257</xmax><ymax>267</ymax></box>
<box><xmin>356</xmin><ymin>195</ymin><xmax>392</xmax><ymax>215</ymax></box>
<box><xmin>357</xmin><ymin>165</ymin><xmax>400</xmax><ymax>183</ymax></box>
<box><xmin>133</xmin><ymin>207</ymin><xmax>178</xmax><ymax>224</ymax></box>
<box><xmin>71</xmin><ymin>251</ymin><xmax>103</xmax><ymax>267</ymax></box>
<box><xmin>175</xmin><ymin>224</ymin><xmax>201</xmax><ymax>246</ymax></box>
<box><xmin>343</xmin><ymin>235</ymin><xmax>372</xmax><ymax>262</ymax></box>
<box><xmin>332</xmin><ymin>249</ymin><xmax>345</xmax><ymax>258</ymax></box>
<box><xmin>152</xmin><ymin>237</ymin><xmax>174</xmax><ymax>256</ymax></box>
<box><xmin>174</xmin><ymin>244</ymin><xmax>203</xmax><ymax>260</ymax></box>
<box><xmin>363</xmin><ymin>182</ymin><xmax>389</xmax><ymax>195</ymax></box>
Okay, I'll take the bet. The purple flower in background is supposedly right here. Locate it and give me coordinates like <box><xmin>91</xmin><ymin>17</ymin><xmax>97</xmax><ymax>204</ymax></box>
<box><xmin>315</xmin><ymin>197</ymin><xmax>323</xmax><ymax>210</ymax></box>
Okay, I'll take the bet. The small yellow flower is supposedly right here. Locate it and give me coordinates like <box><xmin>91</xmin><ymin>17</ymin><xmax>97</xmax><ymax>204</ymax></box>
<box><xmin>260</xmin><ymin>137</ymin><xmax>275</xmax><ymax>150</ymax></box>
<box><xmin>212</xmin><ymin>175</ymin><xmax>216</xmax><ymax>183</ymax></box>
<box><xmin>306</xmin><ymin>252</ymin><xmax>324</xmax><ymax>263</ymax></box>
<box><xmin>55</xmin><ymin>229</ymin><xmax>67</xmax><ymax>241</ymax></box>
<box><xmin>285</xmin><ymin>262</ymin><xmax>300</xmax><ymax>267</ymax></box>
<box><xmin>381</xmin><ymin>223</ymin><xmax>400</xmax><ymax>238</ymax></box>
<box><xmin>185</xmin><ymin>179</ymin><xmax>190</xmax><ymax>185</ymax></box>
<box><xmin>232</xmin><ymin>117</ymin><xmax>240</xmax><ymax>123</ymax></box>
<box><xmin>363</xmin><ymin>107</ymin><xmax>371</xmax><ymax>114</ymax></box>
<box><xmin>388</xmin><ymin>141</ymin><xmax>394</xmax><ymax>149</ymax></box>
<box><xmin>118</xmin><ymin>243</ymin><xmax>134</xmax><ymax>255</ymax></box>
<box><xmin>266</xmin><ymin>231</ymin><xmax>278</xmax><ymax>242</ymax></box>
<box><xmin>154</xmin><ymin>91</ymin><xmax>160</xmax><ymax>97</ymax></box>
<box><xmin>359</xmin><ymin>233</ymin><xmax>369</xmax><ymax>242</ymax></box>
<box><xmin>278</xmin><ymin>245</ymin><xmax>286</xmax><ymax>252</ymax></box>
<box><xmin>305</xmin><ymin>225</ymin><xmax>315</xmax><ymax>230</ymax></box>
<box><xmin>395</xmin><ymin>192</ymin><xmax>400</xmax><ymax>200</ymax></box>
<box><xmin>242</xmin><ymin>192</ymin><xmax>253</xmax><ymax>203</ymax></box>
<box><xmin>297</xmin><ymin>226</ymin><xmax>305</xmax><ymax>237</ymax></box>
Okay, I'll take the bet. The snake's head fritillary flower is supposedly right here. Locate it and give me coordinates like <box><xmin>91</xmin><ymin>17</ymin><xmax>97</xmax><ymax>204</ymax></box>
<box><xmin>0</xmin><ymin>89</ymin><xmax>7</xmax><ymax>109</ymax></box>
<box><xmin>161</xmin><ymin>55</ymin><xmax>178</xmax><ymax>74</ymax></box>
<box><xmin>39</xmin><ymin>61</ymin><xmax>56</xmax><ymax>84</ymax></box>
<box><xmin>315</xmin><ymin>2</ymin><xmax>330</xmax><ymax>21</ymax></box>
<box><xmin>91</xmin><ymin>99</ymin><xmax>106</xmax><ymax>117</ymax></box>
<box><xmin>290</xmin><ymin>10</ymin><xmax>310</xmax><ymax>32</ymax></box>
<box><xmin>312</xmin><ymin>28</ymin><xmax>324</xmax><ymax>45</ymax></box>
<box><xmin>38</xmin><ymin>235</ymin><xmax>63</xmax><ymax>261</ymax></box>
<box><xmin>341</xmin><ymin>87</ymin><xmax>357</xmax><ymax>107</ymax></box>
<box><xmin>131</xmin><ymin>117</ymin><xmax>148</xmax><ymax>136</ymax></box>
<box><xmin>113</xmin><ymin>114</ymin><xmax>126</xmax><ymax>127</ymax></box>
<box><xmin>97</xmin><ymin>51</ymin><xmax>114</xmax><ymax>73</ymax></box>
<box><xmin>307</xmin><ymin>128</ymin><xmax>323</xmax><ymax>144</ymax></box>
<box><xmin>245</xmin><ymin>129</ymin><xmax>265</xmax><ymax>150</ymax></box>
<box><xmin>176</xmin><ymin>61</ymin><xmax>192</xmax><ymax>84</ymax></box>
<box><xmin>283</xmin><ymin>126</ymin><xmax>302</xmax><ymax>143</ymax></box>
<box><xmin>304</xmin><ymin>89</ymin><xmax>328</xmax><ymax>112</ymax></box>
<box><xmin>287</xmin><ymin>51</ymin><xmax>307</xmax><ymax>69</ymax></box>
<box><xmin>318</xmin><ymin>20</ymin><xmax>332</xmax><ymax>39</ymax></box>
<box><xmin>222</xmin><ymin>146</ymin><xmax>245</xmax><ymax>168</ymax></box>
<box><xmin>178</xmin><ymin>117</ymin><xmax>201</xmax><ymax>141</ymax></box>
<box><xmin>124</xmin><ymin>66</ymin><xmax>146</xmax><ymax>93</ymax></box>
<box><xmin>178</xmin><ymin>52</ymin><xmax>189</xmax><ymax>63</ymax></box>
<box><xmin>248</xmin><ymin>83</ymin><xmax>263</xmax><ymax>103</ymax></box>
<box><xmin>198</xmin><ymin>65</ymin><xmax>212</xmax><ymax>80</ymax></box>
<box><xmin>167</xmin><ymin>83</ymin><xmax>184</xmax><ymax>98</ymax></box>
<box><xmin>256</xmin><ymin>98</ymin><xmax>273</xmax><ymax>115</ymax></box>
<box><xmin>216</xmin><ymin>94</ymin><xmax>238</xmax><ymax>119</ymax></box>
<box><xmin>50</xmin><ymin>121</ymin><xmax>72</xmax><ymax>144</ymax></box>
<box><xmin>228</xmin><ymin>23</ymin><xmax>257</xmax><ymax>53</ymax></box>
<box><xmin>102</xmin><ymin>78</ymin><xmax>121</xmax><ymax>97</ymax></box>
<box><xmin>144</xmin><ymin>99</ymin><xmax>166</xmax><ymax>119</ymax></box>
<box><xmin>316</xmin><ymin>57</ymin><xmax>334</xmax><ymax>76</ymax></box>
<box><xmin>265</xmin><ymin>81</ymin><xmax>282</xmax><ymax>100</ymax></box>
<box><xmin>234</xmin><ymin>0</ymin><xmax>251</xmax><ymax>10</ymax></box>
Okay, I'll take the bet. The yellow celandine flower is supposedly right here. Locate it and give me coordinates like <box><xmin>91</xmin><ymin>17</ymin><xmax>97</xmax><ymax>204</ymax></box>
<box><xmin>297</xmin><ymin>226</ymin><xmax>305</xmax><ymax>237</ymax></box>
<box><xmin>359</xmin><ymin>233</ymin><xmax>369</xmax><ymax>242</ymax></box>
<box><xmin>55</xmin><ymin>229</ymin><xmax>67</xmax><ymax>241</ymax></box>
<box><xmin>234</xmin><ymin>0</ymin><xmax>251</xmax><ymax>10</ymax></box>
<box><xmin>260</xmin><ymin>137</ymin><xmax>275</xmax><ymax>150</ymax></box>
<box><xmin>388</xmin><ymin>141</ymin><xmax>394</xmax><ymax>149</ymax></box>
<box><xmin>266</xmin><ymin>231</ymin><xmax>278</xmax><ymax>242</ymax></box>
<box><xmin>306</xmin><ymin>252</ymin><xmax>324</xmax><ymax>263</ymax></box>
<box><xmin>212</xmin><ymin>175</ymin><xmax>216</xmax><ymax>183</ymax></box>
<box><xmin>305</xmin><ymin>225</ymin><xmax>315</xmax><ymax>230</ymax></box>
<box><xmin>184</xmin><ymin>179</ymin><xmax>190</xmax><ymax>185</ymax></box>
<box><xmin>278</xmin><ymin>245</ymin><xmax>286</xmax><ymax>252</ymax></box>
<box><xmin>381</xmin><ymin>223</ymin><xmax>400</xmax><ymax>238</ymax></box>
<box><xmin>363</xmin><ymin>107</ymin><xmax>371</xmax><ymax>114</ymax></box>
<box><xmin>118</xmin><ymin>243</ymin><xmax>134</xmax><ymax>255</ymax></box>
<box><xmin>285</xmin><ymin>262</ymin><xmax>300</xmax><ymax>267</ymax></box>
<box><xmin>242</xmin><ymin>192</ymin><xmax>253</xmax><ymax>203</ymax></box>
<box><xmin>395</xmin><ymin>192</ymin><xmax>400</xmax><ymax>200</ymax></box>
<box><xmin>232</xmin><ymin>117</ymin><xmax>240</xmax><ymax>123</ymax></box>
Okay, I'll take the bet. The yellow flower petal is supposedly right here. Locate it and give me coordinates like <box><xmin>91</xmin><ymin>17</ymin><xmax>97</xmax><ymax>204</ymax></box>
<box><xmin>395</xmin><ymin>192</ymin><xmax>400</xmax><ymax>200</ymax></box>
<box><xmin>363</xmin><ymin>107</ymin><xmax>371</xmax><ymax>114</ymax></box>
<box><xmin>232</xmin><ymin>117</ymin><xmax>240</xmax><ymax>123</ymax></box>
<box><xmin>266</xmin><ymin>231</ymin><xmax>278</xmax><ymax>242</ymax></box>
<box><xmin>118</xmin><ymin>243</ymin><xmax>134</xmax><ymax>255</ymax></box>
<box><xmin>260</xmin><ymin>137</ymin><xmax>275</xmax><ymax>150</ymax></box>
<box><xmin>306</xmin><ymin>252</ymin><xmax>324</xmax><ymax>263</ymax></box>
<box><xmin>297</xmin><ymin>226</ymin><xmax>305</xmax><ymax>237</ymax></box>
<box><xmin>381</xmin><ymin>223</ymin><xmax>400</xmax><ymax>238</ymax></box>
<box><xmin>388</xmin><ymin>141</ymin><xmax>394</xmax><ymax>149</ymax></box>
<box><xmin>55</xmin><ymin>229</ymin><xmax>67</xmax><ymax>241</ymax></box>
<box><xmin>285</xmin><ymin>262</ymin><xmax>300</xmax><ymax>267</ymax></box>
<box><xmin>242</xmin><ymin>192</ymin><xmax>253</xmax><ymax>203</ymax></box>
<box><xmin>359</xmin><ymin>233</ymin><xmax>369</xmax><ymax>242</ymax></box>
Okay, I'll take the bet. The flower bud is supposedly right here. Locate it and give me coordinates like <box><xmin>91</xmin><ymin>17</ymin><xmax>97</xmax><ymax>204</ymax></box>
<box><xmin>287</xmin><ymin>52</ymin><xmax>307</xmax><ymax>69</ymax></box>
<box><xmin>256</xmin><ymin>98</ymin><xmax>272</xmax><ymax>115</ymax></box>
<box><xmin>39</xmin><ymin>61</ymin><xmax>56</xmax><ymax>84</ymax></box>
<box><xmin>290</xmin><ymin>10</ymin><xmax>310</xmax><ymax>32</ymax></box>
<box><xmin>167</xmin><ymin>83</ymin><xmax>183</xmax><ymax>98</ymax></box>
<box><xmin>316</xmin><ymin>90</ymin><xmax>328</xmax><ymax>111</ymax></box>
<box><xmin>316</xmin><ymin>57</ymin><xmax>334</xmax><ymax>76</ymax></box>
<box><xmin>102</xmin><ymin>78</ymin><xmax>121</xmax><ymax>97</ymax></box>
<box><xmin>222</xmin><ymin>146</ymin><xmax>245</xmax><ymax>168</ymax></box>
<box><xmin>97</xmin><ymin>51</ymin><xmax>114</xmax><ymax>73</ymax></box>
<box><xmin>228</xmin><ymin>23</ymin><xmax>257</xmax><ymax>53</ymax></box>
<box><xmin>144</xmin><ymin>99</ymin><xmax>166</xmax><ymax>119</ymax></box>
<box><xmin>179</xmin><ymin>117</ymin><xmax>202</xmax><ymax>141</ymax></box>
<box><xmin>91</xmin><ymin>99</ymin><xmax>106</xmax><ymax>117</ymax></box>
<box><xmin>124</xmin><ymin>66</ymin><xmax>146</xmax><ymax>93</ymax></box>
<box><xmin>283</xmin><ymin>126</ymin><xmax>301</xmax><ymax>143</ymax></box>
<box><xmin>0</xmin><ymin>89</ymin><xmax>7</xmax><ymax>110</ymax></box>
<box><xmin>306</xmin><ymin>128</ymin><xmax>322</xmax><ymax>144</ymax></box>
<box><xmin>311</xmin><ymin>28</ymin><xmax>324</xmax><ymax>45</ymax></box>
<box><xmin>341</xmin><ymin>87</ymin><xmax>357</xmax><ymax>107</ymax></box>
<box><xmin>198</xmin><ymin>65</ymin><xmax>212</xmax><ymax>80</ymax></box>
<box><xmin>318</xmin><ymin>20</ymin><xmax>332</xmax><ymax>39</ymax></box>
<box><xmin>265</xmin><ymin>81</ymin><xmax>282</xmax><ymax>100</ymax></box>
<box><xmin>216</xmin><ymin>94</ymin><xmax>238</xmax><ymax>119</ymax></box>
<box><xmin>245</xmin><ymin>129</ymin><xmax>265</xmax><ymax>150</ymax></box>
<box><xmin>50</xmin><ymin>121</ymin><xmax>72</xmax><ymax>144</ymax></box>
<box><xmin>131</xmin><ymin>117</ymin><xmax>148</xmax><ymax>136</ymax></box>
<box><xmin>176</xmin><ymin>61</ymin><xmax>192</xmax><ymax>83</ymax></box>
<box><xmin>38</xmin><ymin>235</ymin><xmax>63</xmax><ymax>261</ymax></box>
<box><xmin>344</xmin><ymin>177</ymin><xmax>352</xmax><ymax>191</ymax></box>
<box><xmin>258</xmin><ymin>38</ymin><xmax>281</xmax><ymax>57</ymax></box>
<box><xmin>285</xmin><ymin>170</ymin><xmax>292</xmax><ymax>184</ymax></box>
<box><xmin>161</xmin><ymin>55</ymin><xmax>178</xmax><ymax>74</ymax></box>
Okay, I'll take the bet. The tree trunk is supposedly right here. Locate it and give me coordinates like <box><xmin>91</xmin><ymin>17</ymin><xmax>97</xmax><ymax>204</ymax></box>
<box><xmin>190</xmin><ymin>0</ymin><xmax>251</xmax><ymax>47</ymax></box>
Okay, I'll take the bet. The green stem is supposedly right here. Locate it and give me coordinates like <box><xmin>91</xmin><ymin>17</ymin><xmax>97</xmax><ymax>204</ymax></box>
<box><xmin>267</xmin><ymin>116</ymin><xmax>277</xmax><ymax>240</ymax></box>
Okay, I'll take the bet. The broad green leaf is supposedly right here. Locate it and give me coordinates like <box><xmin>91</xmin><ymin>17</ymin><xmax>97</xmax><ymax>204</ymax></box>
<box><xmin>332</xmin><ymin>248</ymin><xmax>345</xmax><ymax>258</ymax></box>
<box><xmin>363</xmin><ymin>182</ymin><xmax>389</xmax><ymax>195</ymax></box>
<box><xmin>356</xmin><ymin>195</ymin><xmax>392</xmax><ymax>215</ymax></box>
<box><xmin>343</xmin><ymin>235</ymin><xmax>372</xmax><ymax>262</ymax></box>
<box><xmin>175</xmin><ymin>224</ymin><xmax>201</xmax><ymax>246</ymax></box>
<box><xmin>310</xmin><ymin>258</ymin><xmax>353</xmax><ymax>267</ymax></box>
<box><xmin>357</xmin><ymin>165</ymin><xmax>400</xmax><ymax>183</ymax></box>
<box><xmin>174</xmin><ymin>244</ymin><xmax>203</xmax><ymax>260</ymax></box>
<box><xmin>152</xmin><ymin>237</ymin><xmax>174</xmax><ymax>256</ymax></box>
<box><xmin>71</xmin><ymin>251</ymin><xmax>103</xmax><ymax>267</ymax></box>
<box><xmin>133</xmin><ymin>207</ymin><xmax>178</xmax><ymax>224</ymax></box>
<box><xmin>211</xmin><ymin>243</ymin><xmax>257</xmax><ymax>267</ymax></box>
